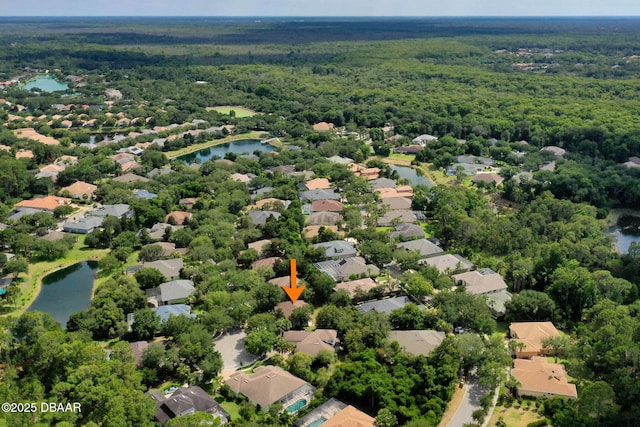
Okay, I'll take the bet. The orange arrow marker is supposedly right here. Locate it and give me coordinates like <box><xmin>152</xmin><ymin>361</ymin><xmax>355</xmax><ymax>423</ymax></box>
<box><xmin>283</xmin><ymin>259</ymin><xmax>305</xmax><ymax>303</ymax></box>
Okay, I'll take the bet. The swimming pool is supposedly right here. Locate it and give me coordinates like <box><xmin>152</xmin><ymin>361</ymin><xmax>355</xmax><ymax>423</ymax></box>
<box><xmin>287</xmin><ymin>399</ymin><xmax>307</xmax><ymax>413</ymax></box>
<box><xmin>308</xmin><ymin>416</ymin><xmax>328</xmax><ymax>427</ymax></box>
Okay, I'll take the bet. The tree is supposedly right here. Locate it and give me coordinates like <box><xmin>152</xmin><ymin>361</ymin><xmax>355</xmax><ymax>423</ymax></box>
<box><xmin>138</xmin><ymin>244</ymin><xmax>164</xmax><ymax>262</ymax></box>
<box><xmin>541</xmin><ymin>335</ymin><xmax>568</xmax><ymax>363</ymax></box>
<box><xmin>374</xmin><ymin>408</ymin><xmax>398</xmax><ymax>427</ymax></box>
<box><xmin>166</xmin><ymin>412</ymin><xmax>222</xmax><ymax>427</ymax></box>
<box><xmin>577</xmin><ymin>381</ymin><xmax>619</xmax><ymax>427</ymax></box>
<box><xmin>505</xmin><ymin>290</ymin><xmax>556</xmax><ymax>321</ymax></box>
<box><xmin>131</xmin><ymin>308</ymin><xmax>160</xmax><ymax>341</ymax></box>
<box><xmin>134</xmin><ymin>268</ymin><xmax>166</xmax><ymax>290</ymax></box>
<box><xmin>3</xmin><ymin>257</ymin><xmax>28</xmax><ymax>278</ymax></box>
<box><xmin>244</xmin><ymin>329</ymin><xmax>278</xmax><ymax>356</ymax></box>
<box><xmin>287</xmin><ymin>352</ymin><xmax>314</xmax><ymax>381</ymax></box>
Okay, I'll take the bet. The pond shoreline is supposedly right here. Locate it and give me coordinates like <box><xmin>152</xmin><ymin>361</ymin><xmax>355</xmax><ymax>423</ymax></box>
<box><xmin>165</xmin><ymin>132</ymin><xmax>270</xmax><ymax>159</ymax></box>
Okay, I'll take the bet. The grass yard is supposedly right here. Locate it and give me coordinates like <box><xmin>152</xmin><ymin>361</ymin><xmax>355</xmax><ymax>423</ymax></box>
<box><xmin>206</xmin><ymin>106</ymin><xmax>258</xmax><ymax>117</ymax></box>
<box><xmin>488</xmin><ymin>404</ymin><xmax>546</xmax><ymax>427</ymax></box>
<box><xmin>219</xmin><ymin>401</ymin><xmax>241</xmax><ymax>420</ymax></box>
<box><xmin>388</xmin><ymin>152</ymin><xmax>415</xmax><ymax>162</ymax></box>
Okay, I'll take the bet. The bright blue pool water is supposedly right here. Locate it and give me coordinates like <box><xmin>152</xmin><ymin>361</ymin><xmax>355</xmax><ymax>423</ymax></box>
<box><xmin>308</xmin><ymin>417</ymin><xmax>328</xmax><ymax>427</ymax></box>
<box><xmin>287</xmin><ymin>399</ymin><xmax>307</xmax><ymax>413</ymax></box>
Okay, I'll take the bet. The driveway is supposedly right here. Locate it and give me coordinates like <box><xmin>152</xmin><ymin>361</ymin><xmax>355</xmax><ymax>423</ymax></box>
<box><xmin>446</xmin><ymin>376</ymin><xmax>488</xmax><ymax>427</ymax></box>
<box><xmin>215</xmin><ymin>329</ymin><xmax>256</xmax><ymax>370</ymax></box>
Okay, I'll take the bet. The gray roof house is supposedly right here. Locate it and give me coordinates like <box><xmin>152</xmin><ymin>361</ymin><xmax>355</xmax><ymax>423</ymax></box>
<box><xmin>313</xmin><ymin>240</ymin><xmax>357</xmax><ymax>260</ymax></box>
<box><xmin>452</xmin><ymin>268</ymin><xmax>508</xmax><ymax>295</ymax></box>
<box><xmin>299</xmin><ymin>189</ymin><xmax>341</xmax><ymax>201</ymax></box>
<box><xmin>383</xmin><ymin>197</ymin><xmax>412</xmax><ymax>211</ymax></box>
<box><xmin>62</xmin><ymin>216</ymin><xmax>104</xmax><ymax>234</ymax></box>
<box><xmin>357</xmin><ymin>296</ymin><xmax>425</xmax><ymax>314</ymax></box>
<box><xmin>127</xmin><ymin>258</ymin><xmax>185</xmax><ymax>279</ymax></box>
<box><xmin>87</xmin><ymin>204</ymin><xmax>134</xmax><ymax>219</ymax></box>
<box><xmin>370</xmin><ymin>177</ymin><xmax>397</xmax><ymax>189</ymax></box>
<box><xmin>418</xmin><ymin>253</ymin><xmax>474</xmax><ymax>274</ymax></box>
<box><xmin>389</xmin><ymin>223</ymin><xmax>425</xmax><ymax>240</ymax></box>
<box><xmin>248</xmin><ymin>210</ymin><xmax>281</xmax><ymax>226</ymax></box>
<box><xmin>396</xmin><ymin>239</ymin><xmax>444</xmax><ymax>259</ymax></box>
<box><xmin>387</xmin><ymin>330</ymin><xmax>446</xmax><ymax>356</ymax></box>
<box><xmin>412</xmin><ymin>134</ymin><xmax>438</xmax><ymax>145</ymax></box>
<box><xmin>153</xmin><ymin>304</ymin><xmax>196</xmax><ymax>322</ymax></box>
<box><xmin>150</xmin><ymin>385</ymin><xmax>229</xmax><ymax>426</ymax></box>
<box><xmin>147</xmin><ymin>223</ymin><xmax>184</xmax><ymax>240</ymax></box>
<box><xmin>226</xmin><ymin>365</ymin><xmax>316</xmax><ymax>412</ymax></box>
<box><xmin>377</xmin><ymin>210</ymin><xmax>417</xmax><ymax>226</ymax></box>
<box><xmin>313</xmin><ymin>257</ymin><xmax>379</xmax><ymax>282</ymax></box>
<box><xmin>158</xmin><ymin>279</ymin><xmax>195</xmax><ymax>305</ymax></box>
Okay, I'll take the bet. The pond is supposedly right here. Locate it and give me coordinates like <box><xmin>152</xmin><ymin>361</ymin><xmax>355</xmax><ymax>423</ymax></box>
<box><xmin>177</xmin><ymin>139</ymin><xmax>276</xmax><ymax>163</ymax></box>
<box><xmin>609</xmin><ymin>215</ymin><xmax>640</xmax><ymax>254</ymax></box>
<box><xmin>21</xmin><ymin>75</ymin><xmax>69</xmax><ymax>92</ymax></box>
<box><xmin>27</xmin><ymin>261</ymin><xmax>98</xmax><ymax>327</ymax></box>
<box><xmin>390</xmin><ymin>165</ymin><xmax>434</xmax><ymax>187</ymax></box>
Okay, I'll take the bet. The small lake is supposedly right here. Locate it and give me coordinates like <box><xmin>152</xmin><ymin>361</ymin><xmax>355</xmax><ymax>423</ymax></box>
<box><xmin>21</xmin><ymin>75</ymin><xmax>69</xmax><ymax>92</ymax></box>
<box><xmin>177</xmin><ymin>139</ymin><xmax>276</xmax><ymax>163</ymax></box>
<box><xmin>27</xmin><ymin>261</ymin><xmax>98</xmax><ymax>327</ymax></box>
<box><xmin>609</xmin><ymin>228</ymin><xmax>640</xmax><ymax>254</ymax></box>
<box><xmin>390</xmin><ymin>165</ymin><xmax>434</xmax><ymax>187</ymax></box>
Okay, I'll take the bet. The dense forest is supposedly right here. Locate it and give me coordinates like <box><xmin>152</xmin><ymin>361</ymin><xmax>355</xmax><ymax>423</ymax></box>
<box><xmin>0</xmin><ymin>17</ymin><xmax>639</xmax><ymax>427</ymax></box>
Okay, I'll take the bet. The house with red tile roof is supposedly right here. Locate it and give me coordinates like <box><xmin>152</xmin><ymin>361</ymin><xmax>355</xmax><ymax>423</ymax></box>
<box><xmin>304</xmin><ymin>178</ymin><xmax>331</xmax><ymax>191</ymax></box>
<box><xmin>165</xmin><ymin>211</ymin><xmax>192</xmax><ymax>225</ymax></box>
<box><xmin>509</xmin><ymin>322</ymin><xmax>561</xmax><ymax>358</ymax></box>
<box><xmin>311</xmin><ymin>200</ymin><xmax>343</xmax><ymax>212</ymax></box>
<box><xmin>61</xmin><ymin>181</ymin><xmax>98</xmax><ymax>199</ymax></box>
<box><xmin>511</xmin><ymin>357</ymin><xmax>577</xmax><ymax>399</ymax></box>
<box><xmin>15</xmin><ymin>196</ymin><xmax>72</xmax><ymax>211</ymax></box>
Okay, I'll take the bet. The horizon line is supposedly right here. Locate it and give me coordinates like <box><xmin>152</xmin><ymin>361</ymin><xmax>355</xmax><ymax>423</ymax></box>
<box><xmin>1</xmin><ymin>15</ymin><xmax>640</xmax><ymax>18</ymax></box>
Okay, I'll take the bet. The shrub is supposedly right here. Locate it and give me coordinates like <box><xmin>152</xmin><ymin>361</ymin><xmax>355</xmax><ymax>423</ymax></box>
<box><xmin>526</xmin><ymin>419</ymin><xmax>549</xmax><ymax>427</ymax></box>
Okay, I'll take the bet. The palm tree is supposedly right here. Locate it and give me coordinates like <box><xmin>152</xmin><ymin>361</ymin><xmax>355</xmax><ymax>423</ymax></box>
<box><xmin>504</xmin><ymin>375</ymin><xmax>522</xmax><ymax>398</ymax></box>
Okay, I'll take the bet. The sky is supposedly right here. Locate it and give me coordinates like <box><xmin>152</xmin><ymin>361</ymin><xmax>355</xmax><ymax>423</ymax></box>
<box><xmin>4</xmin><ymin>0</ymin><xmax>640</xmax><ymax>17</ymax></box>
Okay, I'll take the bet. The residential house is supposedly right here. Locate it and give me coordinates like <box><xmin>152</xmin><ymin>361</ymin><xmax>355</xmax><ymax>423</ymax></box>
<box><xmin>143</xmin><ymin>259</ymin><xmax>184</xmax><ymax>280</ymax></box>
<box><xmin>509</xmin><ymin>322</ymin><xmax>561</xmax><ymax>358</ymax></box>
<box><xmin>87</xmin><ymin>204</ymin><xmax>134</xmax><ymax>219</ymax></box>
<box><xmin>313</xmin><ymin>257</ymin><xmax>379</xmax><ymax>282</ymax></box>
<box><xmin>418</xmin><ymin>253</ymin><xmax>474</xmax><ymax>274</ymax></box>
<box><xmin>149</xmin><ymin>242</ymin><xmax>184</xmax><ymax>257</ymax></box>
<box><xmin>357</xmin><ymin>296</ymin><xmax>424</xmax><ymax>314</ymax></box>
<box><xmin>165</xmin><ymin>211</ymin><xmax>193</xmax><ymax>225</ymax></box>
<box><xmin>307</xmin><ymin>212</ymin><xmax>342</xmax><ymax>226</ymax></box>
<box><xmin>147</xmin><ymin>223</ymin><xmax>184</xmax><ymax>240</ymax></box>
<box><xmin>311</xmin><ymin>200</ymin><xmax>343</xmax><ymax>213</ymax></box>
<box><xmin>130</xmin><ymin>341</ymin><xmax>149</xmax><ymax>367</ymax></box>
<box><xmin>541</xmin><ymin>146</ymin><xmax>566</xmax><ymax>158</ymax></box>
<box><xmin>327</xmin><ymin>155</ymin><xmax>354</xmax><ymax>164</ymax></box>
<box><xmin>393</xmin><ymin>145</ymin><xmax>423</xmax><ymax>154</ymax></box>
<box><xmin>302</xmin><ymin>225</ymin><xmax>341</xmax><ymax>239</ymax></box>
<box><xmin>112</xmin><ymin>172</ymin><xmax>150</xmax><ymax>183</ymax></box>
<box><xmin>299</xmin><ymin>189</ymin><xmax>340</xmax><ymax>201</ymax></box>
<box><xmin>157</xmin><ymin>279</ymin><xmax>195</xmax><ymax>306</ymax></box>
<box><xmin>370</xmin><ymin>177</ymin><xmax>397</xmax><ymax>189</ymax></box>
<box><xmin>396</xmin><ymin>239</ymin><xmax>444</xmax><ymax>259</ymax></box>
<box><xmin>383</xmin><ymin>197</ymin><xmax>412</xmax><ymax>211</ymax></box>
<box><xmin>251</xmin><ymin>257</ymin><xmax>281</xmax><ymax>269</ymax></box>
<box><xmin>313</xmin><ymin>240</ymin><xmax>357</xmax><ymax>260</ymax></box>
<box><xmin>8</xmin><ymin>207</ymin><xmax>52</xmax><ymax>221</ymax></box>
<box><xmin>15</xmin><ymin>149</ymin><xmax>34</xmax><ymax>159</ymax></box>
<box><xmin>304</xmin><ymin>178</ymin><xmax>331</xmax><ymax>191</ymax></box>
<box><xmin>473</xmin><ymin>172</ymin><xmax>504</xmax><ymax>186</ymax></box>
<box><xmin>334</xmin><ymin>277</ymin><xmax>379</xmax><ymax>298</ymax></box>
<box><xmin>255</xmin><ymin>198</ymin><xmax>291</xmax><ymax>210</ymax></box>
<box><xmin>349</xmin><ymin>164</ymin><xmax>380</xmax><ymax>180</ymax></box>
<box><xmin>226</xmin><ymin>366</ymin><xmax>316</xmax><ymax>411</ymax></box>
<box><xmin>179</xmin><ymin>198</ymin><xmax>197</xmax><ymax>210</ymax></box>
<box><xmin>312</xmin><ymin>122</ymin><xmax>334</xmax><ymax>132</ymax></box>
<box><xmin>120</xmin><ymin>160</ymin><xmax>143</xmax><ymax>172</ymax></box>
<box><xmin>62</xmin><ymin>216</ymin><xmax>104</xmax><ymax>234</ymax></box>
<box><xmin>283</xmin><ymin>329</ymin><xmax>338</xmax><ymax>357</ymax></box>
<box><xmin>15</xmin><ymin>196</ymin><xmax>71</xmax><ymax>212</ymax></box>
<box><xmin>133</xmin><ymin>189</ymin><xmax>158</xmax><ymax>200</ymax></box>
<box><xmin>248</xmin><ymin>210</ymin><xmax>281</xmax><ymax>226</ymax></box>
<box><xmin>150</xmin><ymin>385</ymin><xmax>230</xmax><ymax>426</ymax></box>
<box><xmin>295</xmin><ymin>399</ymin><xmax>373</xmax><ymax>427</ymax></box>
<box><xmin>231</xmin><ymin>173</ymin><xmax>254</xmax><ymax>184</ymax></box>
<box><xmin>622</xmin><ymin>156</ymin><xmax>640</xmax><ymax>168</ymax></box>
<box><xmin>153</xmin><ymin>304</ymin><xmax>196</xmax><ymax>322</ymax></box>
<box><xmin>247</xmin><ymin>239</ymin><xmax>272</xmax><ymax>255</ymax></box>
<box><xmin>36</xmin><ymin>164</ymin><xmax>66</xmax><ymax>180</ymax></box>
<box><xmin>375</xmin><ymin>186</ymin><xmax>413</xmax><ymax>199</ymax></box>
<box><xmin>452</xmin><ymin>268</ymin><xmax>508</xmax><ymax>295</ymax></box>
<box><xmin>147</xmin><ymin>167</ymin><xmax>173</xmax><ymax>179</ymax></box>
<box><xmin>389</xmin><ymin>223</ymin><xmax>425</xmax><ymax>240</ymax></box>
<box><xmin>511</xmin><ymin>357</ymin><xmax>577</xmax><ymax>399</ymax></box>
<box><xmin>275</xmin><ymin>300</ymin><xmax>310</xmax><ymax>320</ymax></box>
<box><xmin>61</xmin><ymin>181</ymin><xmax>97</xmax><ymax>200</ymax></box>
<box><xmin>377</xmin><ymin>210</ymin><xmax>417</xmax><ymax>226</ymax></box>
<box><xmin>412</xmin><ymin>134</ymin><xmax>438</xmax><ymax>146</ymax></box>
<box><xmin>322</xmin><ymin>405</ymin><xmax>374</xmax><ymax>427</ymax></box>
<box><xmin>387</xmin><ymin>330</ymin><xmax>446</xmax><ymax>356</ymax></box>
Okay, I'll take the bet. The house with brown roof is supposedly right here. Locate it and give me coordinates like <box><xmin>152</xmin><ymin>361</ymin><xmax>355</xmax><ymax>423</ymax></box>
<box><xmin>334</xmin><ymin>278</ymin><xmax>379</xmax><ymax>298</ymax></box>
<box><xmin>283</xmin><ymin>329</ymin><xmax>338</xmax><ymax>357</ymax></box>
<box><xmin>304</xmin><ymin>178</ymin><xmax>332</xmax><ymax>191</ymax></box>
<box><xmin>322</xmin><ymin>405</ymin><xmax>374</xmax><ymax>427</ymax></box>
<box><xmin>452</xmin><ymin>268</ymin><xmax>508</xmax><ymax>295</ymax></box>
<box><xmin>349</xmin><ymin>164</ymin><xmax>381</xmax><ymax>180</ymax></box>
<box><xmin>225</xmin><ymin>365</ymin><xmax>316</xmax><ymax>411</ymax></box>
<box><xmin>247</xmin><ymin>239</ymin><xmax>272</xmax><ymax>255</ymax></box>
<box><xmin>418</xmin><ymin>253</ymin><xmax>474</xmax><ymax>274</ymax></box>
<box><xmin>295</xmin><ymin>399</ymin><xmax>373</xmax><ymax>427</ymax></box>
<box><xmin>275</xmin><ymin>300</ymin><xmax>309</xmax><ymax>320</ymax></box>
<box><xmin>15</xmin><ymin>196</ymin><xmax>71</xmax><ymax>212</ymax></box>
<box><xmin>120</xmin><ymin>160</ymin><xmax>143</xmax><ymax>172</ymax></box>
<box><xmin>179</xmin><ymin>198</ymin><xmax>197</xmax><ymax>210</ymax></box>
<box><xmin>255</xmin><ymin>198</ymin><xmax>291</xmax><ymax>210</ymax></box>
<box><xmin>251</xmin><ymin>257</ymin><xmax>281</xmax><ymax>269</ymax></box>
<box><xmin>511</xmin><ymin>357</ymin><xmax>577</xmax><ymax>399</ymax></box>
<box><xmin>13</xmin><ymin>128</ymin><xmax>60</xmax><ymax>145</ymax></box>
<box><xmin>61</xmin><ymin>181</ymin><xmax>97</xmax><ymax>200</ymax></box>
<box><xmin>307</xmin><ymin>211</ymin><xmax>342</xmax><ymax>226</ymax></box>
<box><xmin>387</xmin><ymin>330</ymin><xmax>445</xmax><ymax>357</ymax></box>
<box><xmin>375</xmin><ymin>186</ymin><xmax>413</xmax><ymax>199</ymax></box>
<box><xmin>15</xmin><ymin>149</ymin><xmax>34</xmax><ymax>159</ymax></box>
<box><xmin>509</xmin><ymin>322</ymin><xmax>561</xmax><ymax>358</ymax></box>
<box><xmin>312</xmin><ymin>122</ymin><xmax>335</xmax><ymax>132</ymax></box>
<box><xmin>112</xmin><ymin>172</ymin><xmax>150</xmax><ymax>183</ymax></box>
<box><xmin>473</xmin><ymin>172</ymin><xmax>504</xmax><ymax>186</ymax></box>
<box><xmin>165</xmin><ymin>211</ymin><xmax>192</xmax><ymax>225</ymax></box>
<box><xmin>311</xmin><ymin>200</ymin><xmax>343</xmax><ymax>213</ymax></box>
<box><xmin>302</xmin><ymin>225</ymin><xmax>342</xmax><ymax>239</ymax></box>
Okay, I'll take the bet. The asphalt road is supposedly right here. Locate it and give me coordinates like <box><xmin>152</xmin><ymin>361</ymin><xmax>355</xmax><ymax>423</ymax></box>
<box><xmin>447</xmin><ymin>376</ymin><xmax>488</xmax><ymax>427</ymax></box>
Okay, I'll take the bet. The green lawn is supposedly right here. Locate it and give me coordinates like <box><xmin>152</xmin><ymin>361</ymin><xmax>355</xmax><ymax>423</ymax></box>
<box><xmin>219</xmin><ymin>401</ymin><xmax>241</xmax><ymax>420</ymax></box>
<box><xmin>207</xmin><ymin>106</ymin><xmax>257</xmax><ymax>117</ymax></box>
<box><xmin>488</xmin><ymin>404</ymin><xmax>546</xmax><ymax>427</ymax></box>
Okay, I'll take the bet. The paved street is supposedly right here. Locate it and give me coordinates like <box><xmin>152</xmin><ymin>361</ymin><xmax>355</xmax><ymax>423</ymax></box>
<box><xmin>447</xmin><ymin>377</ymin><xmax>488</xmax><ymax>427</ymax></box>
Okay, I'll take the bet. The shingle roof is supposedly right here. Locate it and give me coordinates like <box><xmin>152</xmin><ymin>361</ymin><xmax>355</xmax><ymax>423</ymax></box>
<box><xmin>153</xmin><ymin>304</ymin><xmax>195</xmax><ymax>322</ymax></box>
<box><xmin>387</xmin><ymin>330</ymin><xmax>445</xmax><ymax>356</ymax></box>
<box><xmin>313</xmin><ymin>240</ymin><xmax>357</xmax><ymax>259</ymax></box>
<box><xmin>511</xmin><ymin>357</ymin><xmax>577</xmax><ymax>399</ymax></box>
<box><xmin>305</xmin><ymin>178</ymin><xmax>331</xmax><ymax>190</ymax></box>
<box><xmin>334</xmin><ymin>278</ymin><xmax>379</xmax><ymax>297</ymax></box>
<box><xmin>226</xmin><ymin>365</ymin><xmax>314</xmax><ymax>409</ymax></box>
<box><xmin>396</xmin><ymin>239</ymin><xmax>443</xmax><ymax>258</ymax></box>
<box><xmin>418</xmin><ymin>253</ymin><xmax>474</xmax><ymax>273</ymax></box>
<box><xmin>452</xmin><ymin>269</ymin><xmax>508</xmax><ymax>295</ymax></box>
<box><xmin>159</xmin><ymin>279</ymin><xmax>195</xmax><ymax>303</ymax></box>
<box><xmin>509</xmin><ymin>322</ymin><xmax>560</xmax><ymax>356</ymax></box>
<box><xmin>283</xmin><ymin>329</ymin><xmax>338</xmax><ymax>357</ymax></box>
<box><xmin>314</xmin><ymin>257</ymin><xmax>379</xmax><ymax>282</ymax></box>
<box><xmin>15</xmin><ymin>196</ymin><xmax>71</xmax><ymax>211</ymax></box>
<box><xmin>248</xmin><ymin>210</ymin><xmax>281</xmax><ymax>225</ymax></box>
<box><xmin>323</xmin><ymin>405</ymin><xmax>375</xmax><ymax>427</ymax></box>
<box><xmin>357</xmin><ymin>296</ymin><xmax>423</xmax><ymax>314</ymax></box>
